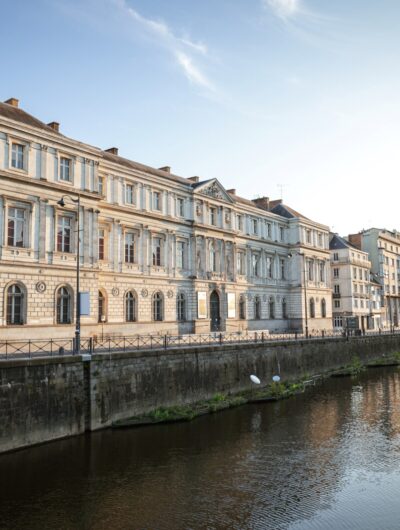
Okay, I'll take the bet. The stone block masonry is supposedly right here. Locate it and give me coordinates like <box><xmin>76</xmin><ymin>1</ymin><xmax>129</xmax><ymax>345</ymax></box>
<box><xmin>1</xmin><ymin>334</ymin><xmax>400</xmax><ymax>453</ymax></box>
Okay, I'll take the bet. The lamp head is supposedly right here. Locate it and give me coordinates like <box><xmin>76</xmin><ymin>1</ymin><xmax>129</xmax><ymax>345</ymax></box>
<box><xmin>57</xmin><ymin>198</ymin><xmax>65</xmax><ymax>207</ymax></box>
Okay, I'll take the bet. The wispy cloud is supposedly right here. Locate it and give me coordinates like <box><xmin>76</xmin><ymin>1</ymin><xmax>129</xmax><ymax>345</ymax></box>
<box><xmin>114</xmin><ymin>0</ymin><xmax>215</xmax><ymax>92</ymax></box>
<box><xmin>263</xmin><ymin>0</ymin><xmax>301</xmax><ymax>20</ymax></box>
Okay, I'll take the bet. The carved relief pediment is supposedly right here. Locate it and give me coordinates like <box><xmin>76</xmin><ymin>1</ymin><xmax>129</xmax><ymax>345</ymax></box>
<box><xmin>195</xmin><ymin>179</ymin><xmax>234</xmax><ymax>203</ymax></box>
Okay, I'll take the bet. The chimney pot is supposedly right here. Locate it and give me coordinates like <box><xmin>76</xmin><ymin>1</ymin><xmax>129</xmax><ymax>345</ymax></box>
<box><xmin>252</xmin><ymin>196</ymin><xmax>270</xmax><ymax>210</ymax></box>
<box><xmin>159</xmin><ymin>166</ymin><xmax>171</xmax><ymax>173</ymax></box>
<box><xmin>105</xmin><ymin>147</ymin><xmax>119</xmax><ymax>155</ymax></box>
<box><xmin>47</xmin><ymin>121</ymin><xmax>60</xmax><ymax>132</ymax></box>
<box><xmin>4</xmin><ymin>98</ymin><xmax>19</xmax><ymax>108</ymax></box>
<box><xmin>187</xmin><ymin>176</ymin><xmax>200</xmax><ymax>183</ymax></box>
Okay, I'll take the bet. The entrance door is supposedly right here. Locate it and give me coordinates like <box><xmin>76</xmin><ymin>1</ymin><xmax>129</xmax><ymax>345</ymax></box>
<box><xmin>210</xmin><ymin>291</ymin><xmax>220</xmax><ymax>332</ymax></box>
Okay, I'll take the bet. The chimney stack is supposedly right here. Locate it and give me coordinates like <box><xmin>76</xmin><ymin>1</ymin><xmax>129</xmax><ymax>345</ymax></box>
<box><xmin>187</xmin><ymin>176</ymin><xmax>200</xmax><ymax>183</ymax></box>
<box><xmin>227</xmin><ymin>189</ymin><xmax>236</xmax><ymax>195</ymax></box>
<box><xmin>252</xmin><ymin>196</ymin><xmax>270</xmax><ymax>210</ymax></box>
<box><xmin>159</xmin><ymin>166</ymin><xmax>171</xmax><ymax>173</ymax></box>
<box><xmin>47</xmin><ymin>121</ymin><xmax>60</xmax><ymax>132</ymax></box>
<box><xmin>105</xmin><ymin>147</ymin><xmax>119</xmax><ymax>155</ymax></box>
<box><xmin>4</xmin><ymin>98</ymin><xmax>19</xmax><ymax>108</ymax></box>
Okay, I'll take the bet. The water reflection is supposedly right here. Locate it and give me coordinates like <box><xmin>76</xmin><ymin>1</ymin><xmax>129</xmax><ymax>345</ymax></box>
<box><xmin>1</xmin><ymin>368</ymin><xmax>400</xmax><ymax>529</ymax></box>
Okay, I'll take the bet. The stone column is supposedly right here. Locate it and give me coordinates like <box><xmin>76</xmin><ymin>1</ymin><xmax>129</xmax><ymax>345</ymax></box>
<box><xmin>40</xmin><ymin>145</ymin><xmax>48</xmax><ymax>180</ymax></box>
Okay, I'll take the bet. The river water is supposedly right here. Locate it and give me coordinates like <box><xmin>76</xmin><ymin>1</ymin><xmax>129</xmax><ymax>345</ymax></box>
<box><xmin>1</xmin><ymin>367</ymin><xmax>400</xmax><ymax>530</ymax></box>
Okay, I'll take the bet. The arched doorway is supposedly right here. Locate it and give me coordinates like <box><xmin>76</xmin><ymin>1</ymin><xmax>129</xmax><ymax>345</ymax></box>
<box><xmin>210</xmin><ymin>290</ymin><xmax>220</xmax><ymax>332</ymax></box>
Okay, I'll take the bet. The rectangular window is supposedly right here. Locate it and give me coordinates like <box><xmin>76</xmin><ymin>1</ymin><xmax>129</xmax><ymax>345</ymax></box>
<box><xmin>318</xmin><ymin>233</ymin><xmax>322</xmax><ymax>246</ymax></box>
<box><xmin>319</xmin><ymin>262</ymin><xmax>325</xmax><ymax>282</ymax></box>
<box><xmin>353</xmin><ymin>267</ymin><xmax>357</xmax><ymax>279</ymax></box>
<box><xmin>266</xmin><ymin>256</ymin><xmax>273</xmax><ymax>278</ymax></box>
<box><xmin>57</xmin><ymin>216</ymin><xmax>72</xmax><ymax>253</ymax></box>
<box><xmin>358</xmin><ymin>268</ymin><xmax>362</xmax><ymax>279</ymax></box>
<box><xmin>333</xmin><ymin>252</ymin><xmax>339</xmax><ymax>261</ymax></box>
<box><xmin>210</xmin><ymin>207</ymin><xmax>217</xmax><ymax>226</ymax></box>
<box><xmin>266</xmin><ymin>223</ymin><xmax>271</xmax><ymax>238</ymax></box>
<box><xmin>308</xmin><ymin>260</ymin><xmax>314</xmax><ymax>281</ymax></box>
<box><xmin>126</xmin><ymin>184</ymin><xmax>135</xmax><ymax>205</ymax></box>
<box><xmin>176</xmin><ymin>241</ymin><xmax>185</xmax><ymax>269</ymax></box>
<box><xmin>125</xmin><ymin>233</ymin><xmax>135</xmax><ymax>263</ymax></box>
<box><xmin>98</xmin><ymin>228</ymin><xmax>105</xmax><ymax>260</ymax></box>
<box><xmin>177</xmin><ymin>198</ymin><xmax>185</xmax><ymax>217</ymax></box>
<box><xmin>333</xmin><ymin>268</ymin><xmax>339</xmax><ymax>278</ymax></box>
<box><xmin>334</xmin><ymin>316</ymin><xmax>343</xmax><ymax>327</ymax></box>
<box><xmin>334</xmin><ymin>300</ymin><xmax>340</xmax><ymax>308</ymax></box>
<box><xmin>280</xmin><ymin>258</ymin><xmax>285</xmax><ymax>279</ymax></box>
<box><xmin>7</xmin><ymin>207</ymin><xmax>25</xmax><ymax>247</ymax></box>
<box><xmin>237</xmin><ymin>215</ymin><xmax>243</xmax><ymax>231</ymax></box>
<box><xmin>98</xmin><ymin>176</ymin><xmax>105</xmax><ymax>196</ymax></box>
<box><xmin>279</xmin><ymin>226</ymin><xmax>284</xmax><ymax>241</ymax></box>
<box><xmin>334</xmin><ymin>284</ymin><xmax>340</xmax><ymax>294</ymax></box>
<box><xmin>11</xmin><ymin>144</ymin><xmax>24</xmax><ymax>169</ymax></box>
<box><xmin>306</xmin><ymin>229</ymin><xmax>311</xmax><ymax>244</ymax></box>
<box><xmin>252</xmin><ymin>219</ymin><xmax>258</xmax><ymax>234</ymax></box>
<box><xmin>153</xmin><ymin>191</ymin><xmax>161</xmax><ymax>211</ymax></box>
<box><xmin>354</xmin><ymin>299</ymin><xmax>358</xmax><ymax>308</ymax></box>
<box><xmin>252</xmin><ymin>254</ymin><xmax>259</xmax><ymax>277</ymax></box>
<box><xmin>152</xmin><ymin>237</ymin><xmax>162</xmax><ymax>266</ymax></box>
<box><xmin>237</xmin><ymin>252</ymin><xmax>244</xmax><ymax>275</ymax></box>
<box><xmin>59</xmin><ymin>157</ymin><xmax>71</xmax><ymax>182</ymax></box>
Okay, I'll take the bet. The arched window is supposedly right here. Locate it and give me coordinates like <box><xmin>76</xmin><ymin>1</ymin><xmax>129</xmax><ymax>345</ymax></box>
<box><xmin>269</xmin><ymin>297</ymin><xmax>275</xmax><ymax>319</ymax></box>
<box><xmin>125</xmin><ymin>291</ymin><xmax>136</xmax><ymax>322</ymax></box>
<box><xmin>57</xmin><ymin>286</ymin><xmax>72</xmax><ymax>324</ymax></box>
<box><xmin>254</xmin><ymin>296</ymin><xmax>261</xmax><ymax>320</ymax></box>
<box><xmin>282</xmin><ymin>298</ymin><xmax>288</xmax><ymax>319</ymax></box>
<box><xmin>177</xmin><ymin>293</ymin><xmax>186</xmax><ymax>322</ymax></box>
<box><xmin>6</xmin><ymin>283</ymin><xmax>25</xmax><ymax>325</ymax></box>
<box><xmin>209</xmin><ymin>242</ymin><xmax>216</xmax><ymax>272</ymax></box>
<box><xmin>239</xmin><ymin>295</ymin><xmax>246</xmax><ymax>320</ymax></box>
<box><xmin>321</xmin><ymin>298</ymin><xmax>326</xmax><ymax>318</ymax></box>
<box><xmin>98</xmin><ymin>290</ymin><xmax>106</xmax><ymax>323</ymax></box>
<box><xmin>309</xmin><ymin>298</ymin><xmax>315</xmax><ymax>318</ymax></box>
<box><xmin>153</xmin><ymin>292</ymin><xmax>164</xmax><ymax>321</ymax></box>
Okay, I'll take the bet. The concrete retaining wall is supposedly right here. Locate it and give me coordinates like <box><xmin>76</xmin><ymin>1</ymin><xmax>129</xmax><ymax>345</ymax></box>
<box><xmin>1</xmin><ymin>334</ymin><xmax>400</xmax><ymax>453</ymax></box>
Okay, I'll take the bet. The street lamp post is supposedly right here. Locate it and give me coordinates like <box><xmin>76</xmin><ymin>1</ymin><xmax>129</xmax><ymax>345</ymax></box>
<box><xmin>57</xmin><ymin>194</ymin><xmax>81</xmax><ymax>354</ymax></box>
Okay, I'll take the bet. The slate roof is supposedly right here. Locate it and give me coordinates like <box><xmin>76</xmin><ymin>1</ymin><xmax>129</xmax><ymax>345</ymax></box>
<box><xmin>0</xmin><ymin>101</ymin><xmax>64</xmax><ymax>136</ymax></box>
<box><xmin>270</xmin><ymin>203</ymin><xmax>310</xmax><ymax>221</ymax></box>
<box><xmin>329</xmin><ymin>234</ymin><xmax>360</xmax><ymax>251</ymax></box>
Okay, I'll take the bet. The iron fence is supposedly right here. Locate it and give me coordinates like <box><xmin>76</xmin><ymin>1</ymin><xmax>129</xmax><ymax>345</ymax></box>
<box><xmin>0</xmin><ymin>328</ymin><xmax>399</xmax><ymax>360</ymax></box>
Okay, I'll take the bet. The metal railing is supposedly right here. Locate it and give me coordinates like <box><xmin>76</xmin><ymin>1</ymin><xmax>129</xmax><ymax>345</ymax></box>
<box><xmin>1</xmin><ymin>328</ymin><xmax>399</xmax><ymax>360</ymax></box>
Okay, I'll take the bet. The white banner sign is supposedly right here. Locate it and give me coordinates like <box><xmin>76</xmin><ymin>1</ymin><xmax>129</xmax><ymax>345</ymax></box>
<box><xmin>197</xmin><ymin>291</ymin><xmax>207</xmax><ymax>319</ymax></box>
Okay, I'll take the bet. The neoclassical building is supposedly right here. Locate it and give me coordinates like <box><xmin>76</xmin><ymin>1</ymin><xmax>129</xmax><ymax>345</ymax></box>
<box><xmin>329</xmin><ymin>233</ymin><xmax>383</xmax><ymax>331</ymax></box>
<box><xmin>0</xmin><ymin>98</ymin><xmax>333</xmax><ymax>340</ymax></box>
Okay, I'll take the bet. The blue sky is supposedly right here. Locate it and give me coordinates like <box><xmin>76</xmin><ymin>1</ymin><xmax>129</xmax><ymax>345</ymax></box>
<box><xmin>3</xmin><ymin>0</ymin><xmax>400</xmax><ymax>234</ymax></box>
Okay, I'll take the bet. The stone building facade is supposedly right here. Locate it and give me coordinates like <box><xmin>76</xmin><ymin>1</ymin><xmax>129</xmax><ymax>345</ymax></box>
<box><xmin>329</xmin><ymin>234</ymin><xmax>382</xmax><ymax>330</ymax></box>
<box><xmin>0</xmin><ymin>98</ymin><xmax>333</xmax><ymax>340</ymax></box>
<box><xmin>349</xmin><ymin>228</ymin><xmax>400</xmax><ymax>330</ymax></box>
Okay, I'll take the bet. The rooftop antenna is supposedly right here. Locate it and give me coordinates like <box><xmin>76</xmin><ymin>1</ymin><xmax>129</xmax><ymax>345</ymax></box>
<box><xmin>277</xmin><ymin>184</ymin><xmax>284</xmax><ymax>201</ymax></box>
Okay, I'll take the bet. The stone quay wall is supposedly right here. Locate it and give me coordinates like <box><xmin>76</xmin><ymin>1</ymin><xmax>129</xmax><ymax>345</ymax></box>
<box><xmin>1</xmin><ymin>334</ymin><xmax>400</xmax><ymax>453</ymax></box>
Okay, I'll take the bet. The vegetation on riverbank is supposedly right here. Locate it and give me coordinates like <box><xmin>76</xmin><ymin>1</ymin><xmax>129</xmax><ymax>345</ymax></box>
<box><xmin>113</xmin><ymin>353</ymin><xmax>400</xmax><ymax>429</ymax></box>
<box><xmin>112</xmin><ymin>376</ymin><xmax>317</xmax><ymax>429</ymax></box>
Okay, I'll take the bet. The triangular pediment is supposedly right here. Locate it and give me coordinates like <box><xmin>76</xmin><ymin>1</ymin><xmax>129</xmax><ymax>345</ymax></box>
<box><xmin>193</xmin><ymin>179</ymin><xmax>234</xmax><ymax>203</ymax></box>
